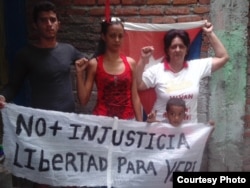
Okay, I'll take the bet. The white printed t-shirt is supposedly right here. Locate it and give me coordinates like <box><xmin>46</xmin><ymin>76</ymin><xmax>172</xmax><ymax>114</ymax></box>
<box><xmin>142</xmin><ymin>58</ymin><xmax>212</xmax><ymax>123</ymax></box>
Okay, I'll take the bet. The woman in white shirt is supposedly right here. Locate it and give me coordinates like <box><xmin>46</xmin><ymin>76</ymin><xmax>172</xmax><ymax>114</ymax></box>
<box><xmin>136</xmin><ymin>20</ymin><xmax>229</xmax><ymax>123</ymax></box>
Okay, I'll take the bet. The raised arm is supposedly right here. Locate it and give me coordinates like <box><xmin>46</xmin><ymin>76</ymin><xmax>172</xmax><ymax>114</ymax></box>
<box><xmin>203</xmin><ymin>21</ymin><xmax>230</xmax><ymax>72</ymax></box>
<box><xmin>136</xmin><ymin>46</ymin><xmax>154</xmax><ymax>90</ymax></box>
<box><xmin>75</xmin><ymin>58</ymin><xmax>96</xmax><ymax>105</ymax></box>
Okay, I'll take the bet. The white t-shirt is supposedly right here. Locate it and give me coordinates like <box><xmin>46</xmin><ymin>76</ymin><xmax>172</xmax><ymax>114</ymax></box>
<box><xmin>142</xmin><ymin>58</ymin><xmax>212</xmax><ymax>123</ymax></box>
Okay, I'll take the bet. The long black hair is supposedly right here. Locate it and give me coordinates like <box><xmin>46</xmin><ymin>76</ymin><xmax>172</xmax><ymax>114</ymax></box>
<box><xmin>92</xmin><ymin>17</ymin><xmax>124</xmax><ymax>58</ymax></box>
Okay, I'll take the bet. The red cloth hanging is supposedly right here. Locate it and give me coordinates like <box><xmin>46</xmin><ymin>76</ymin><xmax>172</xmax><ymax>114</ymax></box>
<box><xmin>105</xmin><ymin>0</ymin><xmax>110</xmax><ymax>22</ymax></box>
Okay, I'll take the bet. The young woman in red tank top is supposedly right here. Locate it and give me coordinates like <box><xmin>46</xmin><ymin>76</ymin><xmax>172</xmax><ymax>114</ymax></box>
<box><xmin>75</xmin><ymin>17</ymin><xmax>142</xmax><ymax>121</ymax></box>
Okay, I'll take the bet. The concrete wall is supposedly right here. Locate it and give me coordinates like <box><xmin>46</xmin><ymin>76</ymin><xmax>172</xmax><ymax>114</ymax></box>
<box><xmin>208</xmin><ymin>0</ymin><xmax>249</xmax><ymax>171</ymax></box>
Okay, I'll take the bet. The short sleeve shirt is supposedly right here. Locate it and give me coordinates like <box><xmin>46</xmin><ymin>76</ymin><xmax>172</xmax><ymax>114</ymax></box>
<box><xmin>142</xmin><ymin>58</ymin><xmax>212</xmax><ymax>123</ymax></box>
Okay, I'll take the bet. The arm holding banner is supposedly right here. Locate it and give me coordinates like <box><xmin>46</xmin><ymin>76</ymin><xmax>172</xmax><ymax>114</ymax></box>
<box><xmin>202</xmin><ymin>21</ymin><xmax>230</xmax><ymax>72</ymax></box>
<box><xmin>0</xmin><ymin>95</ymin><xmax>6</xmax><ymax>108</ymax></box>
<box><xmin>146</xmin><ymin>110</ymin><xmax>161</xmax><ymax>123</ymax></box>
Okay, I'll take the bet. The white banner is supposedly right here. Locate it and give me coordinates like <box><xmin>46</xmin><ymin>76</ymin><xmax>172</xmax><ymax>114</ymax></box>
<box><xmin>1</xmin><ymin>103</ymin><xmax>212</xmax><ymax>188</ymax></box>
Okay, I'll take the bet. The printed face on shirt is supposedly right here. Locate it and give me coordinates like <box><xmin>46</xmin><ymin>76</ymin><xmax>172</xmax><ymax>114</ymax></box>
<box><xmin>166</xmin><ymin>105</ymin><xmax>186</xmax><ymax>127</ymax></box>
<box><xmin>102</xmin><ymin>23</ymin><xmax>124</xmax><ymax>52</ymax></box>
<box><xmin>34</xmin><ymin>11</ymin><xmax>60</xmax><ymax>39</ymax></box>
<box><xmin>167</xmin><ymin>36</ymin><xmax>187</xmax><ymax>62</ymax></box>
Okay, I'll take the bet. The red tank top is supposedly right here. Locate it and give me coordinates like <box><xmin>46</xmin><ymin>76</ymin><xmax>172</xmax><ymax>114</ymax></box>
<box><xmin>93</xmin><ymin>55</ymin><xmax>135</xmax><ymax>119</ymax></box>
